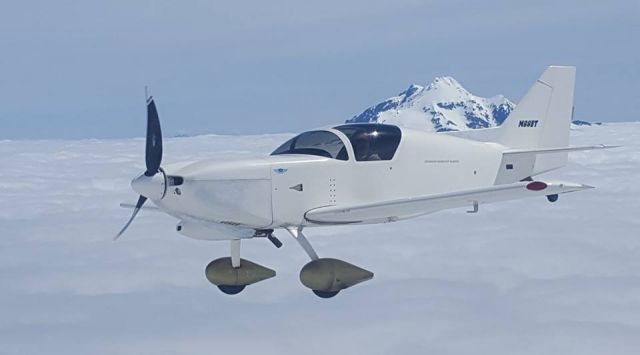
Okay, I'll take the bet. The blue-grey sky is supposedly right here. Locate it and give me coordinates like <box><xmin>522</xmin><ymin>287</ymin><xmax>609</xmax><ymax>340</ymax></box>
<box><xmin>1</xmin><ymin>0</ymin><xmax>638</xmax><ymax>139</ymax></box>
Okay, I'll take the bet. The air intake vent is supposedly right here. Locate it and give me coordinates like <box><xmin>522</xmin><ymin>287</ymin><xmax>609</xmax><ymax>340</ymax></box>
<box><xmin>167</xmin><ymin>176</ymin><xmax>184</xmax><ymax>186</ymax></box>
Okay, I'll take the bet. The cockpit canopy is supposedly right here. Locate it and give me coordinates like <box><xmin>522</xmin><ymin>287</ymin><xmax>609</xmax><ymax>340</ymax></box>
<box><xmin>271</xmin><ymin>130</ymin><xmax>349</xmax><ymax>160</ymax></box>
<box><xmin>271</xmin><ymin>124</ymin><xmax>402</xmax><ymax>161</ymax></box>
<box><xmin>334</xmin><ymin>124</ymin><xmax>401</xmax><ymax>161</ymax></box>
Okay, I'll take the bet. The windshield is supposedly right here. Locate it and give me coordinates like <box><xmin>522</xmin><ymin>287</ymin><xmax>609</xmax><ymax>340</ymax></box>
<box><xmin>334</xmin><ymin>124</ymin><xmax>401</xmax><ymax>161</ymax></box>
<box><xmin>271</xmin><ymin>130</ymin><xmax>348</xmax><ymax>160</ymax></box>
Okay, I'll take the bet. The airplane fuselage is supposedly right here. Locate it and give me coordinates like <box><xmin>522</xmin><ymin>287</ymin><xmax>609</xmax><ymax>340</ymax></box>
<box><xmin>153</xmin><ymin>126</ymin><xmax>507</xmax><ymax>239</ymax></box>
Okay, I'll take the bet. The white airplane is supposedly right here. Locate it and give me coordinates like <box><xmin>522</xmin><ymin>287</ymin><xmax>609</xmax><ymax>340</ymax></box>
<box><xmin>116</xmin><ymin>66</ymin><xmax>613</xmax><ymax>298</ymax></box>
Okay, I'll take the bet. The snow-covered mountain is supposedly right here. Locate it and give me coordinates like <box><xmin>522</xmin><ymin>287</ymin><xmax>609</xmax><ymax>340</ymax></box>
<box><xmin>346</xmin><ymin>76</ymin><xmax>514</xmax><ymax>132</ymax></box>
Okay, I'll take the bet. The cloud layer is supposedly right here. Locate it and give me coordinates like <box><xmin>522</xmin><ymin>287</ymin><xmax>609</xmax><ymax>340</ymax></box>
<box><xmin>1</xmin><ymin>124</ymin><xmax>639</xmax><ymax>354</ymax></box>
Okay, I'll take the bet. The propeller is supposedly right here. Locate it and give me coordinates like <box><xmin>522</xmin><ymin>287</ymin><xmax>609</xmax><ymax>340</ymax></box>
<box><xmin>145</xmin><ymin>98</ymin><xmax>162</xmax><ymax>176</ymax></box>
<box><xmin>114</xmin><ymin>195</ymin><xmax>148</xmax><ymax>240</ymax></box>
<box><xmin>114</xmin><ymin>96</ymin><xmax>165</xmax><ymax>240</ymax></box>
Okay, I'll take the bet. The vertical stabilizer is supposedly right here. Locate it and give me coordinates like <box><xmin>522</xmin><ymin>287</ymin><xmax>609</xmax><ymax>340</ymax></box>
<box><xmin>498</xmin><ymin>66</ymin><xmax>576</xmax><ymax>175</ymax></box>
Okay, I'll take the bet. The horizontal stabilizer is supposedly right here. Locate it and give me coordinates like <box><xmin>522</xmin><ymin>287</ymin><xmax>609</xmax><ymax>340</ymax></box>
<box><xmin>503</xmin><ymin>144</ymin><xmax>618</xmax><ymax>155</ymax></box>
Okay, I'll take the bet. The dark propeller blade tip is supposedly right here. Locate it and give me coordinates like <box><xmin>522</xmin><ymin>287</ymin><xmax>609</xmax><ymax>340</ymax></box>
<box><xmin>145</xmin><ymin>99</ymin><xmax>163</xmax><ymax>175</ymax></box>
<box><xmin>114</xmin><ymin>195</ymin><xmax>148</xmax><ymax>240</ymax></box>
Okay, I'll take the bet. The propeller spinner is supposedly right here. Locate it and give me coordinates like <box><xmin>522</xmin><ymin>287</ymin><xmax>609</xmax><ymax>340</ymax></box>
<box><xmin>114</xmin><ymin>96</ymin><xmax>166</xmax><ymax>240</ymax></box>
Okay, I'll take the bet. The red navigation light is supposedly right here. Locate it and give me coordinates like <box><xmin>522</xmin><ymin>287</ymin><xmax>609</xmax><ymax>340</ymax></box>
<box><xmin>526</xmin><ymin>181</ymin><xmax>548</xmax><ymax>191</ymax></box>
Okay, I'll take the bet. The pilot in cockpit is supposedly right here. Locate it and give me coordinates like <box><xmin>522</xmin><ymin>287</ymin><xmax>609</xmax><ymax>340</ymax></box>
<box><xmin>353</xmin><ymin>132</ymin><xmax>381</xmax><ymax>161</ymax></box>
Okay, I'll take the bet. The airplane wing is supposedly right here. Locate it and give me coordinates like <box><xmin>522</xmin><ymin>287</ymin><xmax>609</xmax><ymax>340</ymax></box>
<box><xmin>304</xmin><ymin>180</ymin><xmax>593</xmax><ymax>225</ymax></box>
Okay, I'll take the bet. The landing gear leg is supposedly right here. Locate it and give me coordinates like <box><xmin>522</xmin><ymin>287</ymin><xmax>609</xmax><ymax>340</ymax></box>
<box><xmin>230</xmin><ymin>239</ymin><xmax>241</xmax><ymax>268</ymax></box>
<box><xmin>286</xmin><ymin>227</ymin><xmax>319</xmax><ymax>261</ymax></box>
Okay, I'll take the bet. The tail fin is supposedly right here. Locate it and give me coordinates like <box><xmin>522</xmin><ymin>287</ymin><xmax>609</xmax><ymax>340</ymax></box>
<box><xmin>498</xmin><ymin>66</ymin><xmax>576</xmax><ymax>174</ymax></box>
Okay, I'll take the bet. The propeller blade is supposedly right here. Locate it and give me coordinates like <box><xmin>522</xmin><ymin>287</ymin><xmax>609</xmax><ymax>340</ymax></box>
<box><xmin>114</xmin><ymin>195</ymin><xmax>148</xmax><ymax>240</ymax></box>
<box><xmin>145</xmin><ymin>97</ymin><xmax>163</xmax><ymax>176</ymax></box>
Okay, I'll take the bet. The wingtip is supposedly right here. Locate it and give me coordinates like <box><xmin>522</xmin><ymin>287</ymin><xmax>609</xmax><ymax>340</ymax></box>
<box><xmin>567</xmin><ymin>182</ymin><xmax>595</xmax><ymax>190</ymax></box>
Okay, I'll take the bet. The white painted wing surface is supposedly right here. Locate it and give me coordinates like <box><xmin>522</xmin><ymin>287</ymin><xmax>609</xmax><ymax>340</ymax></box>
<box><xmin>305</xmin><ymin>181</ymin><xmax>593</xmax><ymax>224</ymax></box>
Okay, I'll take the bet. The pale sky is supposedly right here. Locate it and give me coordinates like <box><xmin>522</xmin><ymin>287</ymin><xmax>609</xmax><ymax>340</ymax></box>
<box><xmin>1</xmin><ymin>0</ymin><xmax>638</xmax><ymax>139</ymax></box>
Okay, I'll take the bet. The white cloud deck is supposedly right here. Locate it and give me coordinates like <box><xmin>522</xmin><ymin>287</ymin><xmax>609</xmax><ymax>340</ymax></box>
<box><xmin>0</xmin><ymin>123</ymin><xmax>638</xmax><ymax>354</ymax></box>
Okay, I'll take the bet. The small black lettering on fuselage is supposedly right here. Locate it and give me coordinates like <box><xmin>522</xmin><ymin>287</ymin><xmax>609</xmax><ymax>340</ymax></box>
<box><xmin>518</xmin><ymin>120</ymin><xmax>539</xmax><ymax>128</ymax></box>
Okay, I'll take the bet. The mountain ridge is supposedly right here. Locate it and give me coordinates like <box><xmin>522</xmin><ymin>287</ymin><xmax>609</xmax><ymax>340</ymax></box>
<box><xmin>346</xmin><ymin>76</ymin><xmax>593</xmax><ymax>131</ymax></box>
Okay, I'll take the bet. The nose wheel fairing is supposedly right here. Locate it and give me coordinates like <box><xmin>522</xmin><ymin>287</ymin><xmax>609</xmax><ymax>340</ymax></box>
<box><xmin>205</xmin><ymin>257</ymin><xmax>276</xmax><ymax>293</ymax></box>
